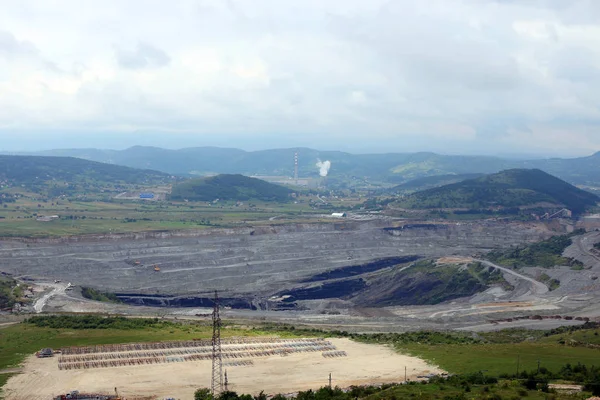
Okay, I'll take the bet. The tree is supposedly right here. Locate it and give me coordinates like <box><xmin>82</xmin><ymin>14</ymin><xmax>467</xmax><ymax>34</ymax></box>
<box><xmin>253</xmin><ymin>391</ymin><xmax>267</xmax><ymax>400</ymax></box>
<box><xmin>219</xmin><ymin>391</ymin><xmax>239</xmax><ymax>400</ymax></box>
<box><xmin>195</xmin><ymin>388</ymin><xmax>213</xmax><ymax>400</ymax></box>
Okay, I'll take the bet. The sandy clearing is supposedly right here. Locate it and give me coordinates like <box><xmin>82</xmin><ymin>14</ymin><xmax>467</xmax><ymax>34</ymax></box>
<box><xmin>436</xmin><ymin>256</ymin><xmax>473</xmax><ymax>265</ymax></box>
<box><xmin>4</xmin><ymin>338</ymin><xmax>442</xmax><ymax>400</ymax></box>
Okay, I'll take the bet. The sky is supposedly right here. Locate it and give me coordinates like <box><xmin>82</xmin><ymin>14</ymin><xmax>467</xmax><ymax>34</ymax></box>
<box><xmin>1</xmin><ymin>0</ymin><xmax>600</xmax><ymax>157</ymax></box>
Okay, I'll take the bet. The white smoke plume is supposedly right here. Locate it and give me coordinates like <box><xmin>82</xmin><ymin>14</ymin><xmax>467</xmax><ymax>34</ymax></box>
<box><xmin>316</xmin><ymin>159</ymin><xmax>331</xmax><ymax>177</ymax></box>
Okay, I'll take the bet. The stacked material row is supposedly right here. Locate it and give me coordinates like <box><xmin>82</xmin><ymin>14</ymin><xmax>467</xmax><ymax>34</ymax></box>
<box><xmin>59</xmin><ymin>339</ymin><xmax>331</xmax><ymax>363</ymax></box>
<box><xmin>60</xmin><ymin>337</ymin><xmax>327</xmax><ymax>355</ymax></box>
<box><xmin>58</xmin><ymin>338</ymin><xmax>337</xmax><ymax>370</ymax></box>
<box><xmin>322</xmin><ymin>351</ymin><xmax>347</xmax><ymax>358</ymax></box>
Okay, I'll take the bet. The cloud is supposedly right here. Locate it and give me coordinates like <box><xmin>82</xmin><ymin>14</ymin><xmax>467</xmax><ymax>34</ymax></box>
<box><xmin>115</xmin><ymin>42</ymin><xmax>171</xmax><ymax>69</ymax></box>
<box><xmin>0</xmin><ymin>30</ymin><xmax>38</xmax><ymax>57</ymax></box>
<box><xmin>0</xmin><ymin>0</ymin><xmax>599</xmax><ymax>155</ymax></box>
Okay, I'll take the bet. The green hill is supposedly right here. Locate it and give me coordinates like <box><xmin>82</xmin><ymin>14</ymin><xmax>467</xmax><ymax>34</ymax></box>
<box><xmin>0</xmin><ymin>155</ymin><xmax>172</xmax><ymax>195</ymax></box>
<box><xmin>394</xmin><ymin>169</ymin><xmax>599</xmax><ymax>213</ymax></box>
<box><xmin>170</xmin><ymin>174</ymin><xmax>292</xmax><ymax>202</ymax></box>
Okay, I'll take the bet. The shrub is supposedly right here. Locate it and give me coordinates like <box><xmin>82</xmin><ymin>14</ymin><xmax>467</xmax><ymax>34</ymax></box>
<box><xmin>194</xmin><ymin>388</ymin><xmax>213</xmax><ymax>400</ymax></box>
<box><xmin>25</xmin><ymin>315</ymin><xmax>175</xmax><ymax>330</ymax></box>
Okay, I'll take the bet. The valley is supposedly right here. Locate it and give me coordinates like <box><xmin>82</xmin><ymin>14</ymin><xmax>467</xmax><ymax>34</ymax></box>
<box><xmin>5</xmin><ymin>3</ymin><xmax>600</xmax><ymax>396</ymax></box>
<box><xmin>1</xmin><ymin>153</ymin><xmax>600</xmax><ymax>399</ymax></box>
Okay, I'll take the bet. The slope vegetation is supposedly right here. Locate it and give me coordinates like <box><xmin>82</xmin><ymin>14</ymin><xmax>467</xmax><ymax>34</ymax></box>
<box><xmin>486</xmin><ymin>231</ymin><xmax>585</xmax><ymax>269</ymax></box>
<box><xmin>170</xmin><ymin>174</ymin><xmax>292</xmax><ymax>202</ymax></box>
<box><xmin>389</xmin><ymin>173</ymin><xmax>484</xmax><ymax>192</ymax></box>
<box><xmin>394</xmin><ymin>169</ymin><xmax>598</xmax><ymax>213</ymax></box>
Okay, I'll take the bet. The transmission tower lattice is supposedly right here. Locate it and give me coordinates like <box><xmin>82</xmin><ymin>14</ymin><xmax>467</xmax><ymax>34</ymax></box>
<box><xmin>211</xmin><ymin>290</ymin><xmax>223</xmax><ymax>396</ymax></box>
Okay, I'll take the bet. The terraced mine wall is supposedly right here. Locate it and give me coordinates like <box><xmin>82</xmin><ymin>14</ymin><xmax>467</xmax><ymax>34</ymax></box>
<box><xmin>113</xmin><ymin>293</ymin><xmax>258</xmax><ymax>309</ymax></box>
<box><xmin>0</xmin><ymin>221</ymin><xmax>554</xmax><ymax>308</ymax></box>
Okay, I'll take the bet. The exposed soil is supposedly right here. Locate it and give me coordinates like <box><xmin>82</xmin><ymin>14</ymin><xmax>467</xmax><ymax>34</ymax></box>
<box><xmin>4</xmin><ymin>220</ymin><xmax>600</xmax><ymax>332</ymax></box>
<box><xmin>3</xmin><ymin>338</ymin><xmax>442</xmax><ymax>400</ymax></box>
<box><xmin>0</xmin><ymin>221</ymin><xmax>551</xmax><ymax>303</ymax></box>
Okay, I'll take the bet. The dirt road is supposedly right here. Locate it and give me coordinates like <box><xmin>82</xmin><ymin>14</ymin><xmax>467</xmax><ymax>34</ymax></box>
<box><xmin>33</xmin><ymin>283</ymin><xmax>67</xmax><ymax>313</ymax></box>
<box><xmin>575</xmin><ymin>234</ymin><xmax>600</xmax><ymax>263</ymax></box>
<box><xmin>475</xmin><ymin>259</ymin><xmax>549</xmax><ymax>295</ymax></box>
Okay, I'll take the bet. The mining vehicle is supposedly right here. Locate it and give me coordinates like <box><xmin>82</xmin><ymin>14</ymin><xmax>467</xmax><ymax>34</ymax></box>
<box><xmin>54</xmin><ymin>390</ymin><xmax>120</xmax><ymax>400</ymax></box>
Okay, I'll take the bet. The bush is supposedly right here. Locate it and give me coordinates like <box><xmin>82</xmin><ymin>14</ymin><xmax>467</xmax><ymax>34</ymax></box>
<box><xmin>254</xmin><ymin>391</ymin><xmax>267</xmax><ymax>400</ymax></box>
<box><xmin>195</xmin><ymin>388</ymin><xmax>213</xmax><ymax>400</ymax></box>
<box><xmin>218</xmin><ymin>391</ymin><xmax>239</xmax><ymax>400</ymax></box>
<box><xmin>81</xmin><ymin>287</ymin><xmax>122</xmax><ymax>303</ymax></box>
<box><xmin>25</xmin><ymin>315</ymin><xmax>175</xmax><ymax>330</ymax></box>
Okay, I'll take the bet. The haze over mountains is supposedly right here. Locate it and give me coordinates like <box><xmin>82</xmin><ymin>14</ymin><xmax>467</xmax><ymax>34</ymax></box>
<box><xmin>13</xmin><ymin>146</ymin><xmax>600</xmax><ymax>187</ymax></box>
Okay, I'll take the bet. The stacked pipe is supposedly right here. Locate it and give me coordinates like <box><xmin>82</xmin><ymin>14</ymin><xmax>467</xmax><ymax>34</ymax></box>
<box><xmin>60</xmin><ymin>337</ymin><xmax>327</xmax><ymax>355</ymax></box>
<box><xmin>223</xmin><ymin>360</ymin><xmax>254</xmax><ymax>367</ymax></box>
<box><xmin>59</xmin><ymin>339</ymin><xmax>332</xmax><ymax>363</ymax></box>
<box><xmin>322</xmin><ymin>351</ymin><xmax>347</xmax><ymax>358</ymax></box>
<box><xmin>58</xmin><ymin>338</ymin><xmax>338</xmax><ymax>370</ymax></box>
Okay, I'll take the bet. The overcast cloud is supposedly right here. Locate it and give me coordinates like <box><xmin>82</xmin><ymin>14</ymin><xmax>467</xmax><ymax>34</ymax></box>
<box><xmin>1</xmin><ymin>0</ymin><xmax>600</xmax><ymax>156</ymax></box>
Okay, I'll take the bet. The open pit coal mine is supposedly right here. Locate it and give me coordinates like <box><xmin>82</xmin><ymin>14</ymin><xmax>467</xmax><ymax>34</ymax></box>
<box><xmin>0</xmin><ymin>221</ymin><xmax>552</xmax><ymax>310</ymax></box>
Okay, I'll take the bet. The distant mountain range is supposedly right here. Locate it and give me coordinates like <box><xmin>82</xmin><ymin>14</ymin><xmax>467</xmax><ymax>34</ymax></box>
<box><xmin>7</xmin><ymin>146</ymin><xmax>600</xmax><ymax>186</ymax></box>
<box><xmin>394</xmin><ymin>169</ymin><xmax>599</xmax><ymax>213</ymax></box>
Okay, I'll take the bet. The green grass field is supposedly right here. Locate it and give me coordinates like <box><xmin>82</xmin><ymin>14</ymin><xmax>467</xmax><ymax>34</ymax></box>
<box><xmin>0</xmin><ymin>319</ymin><xmax>301</xmax><ymax>370</ymax></box>
<box><xmin>1</xmin><ymin>318</ymin><xmax>600</xmax><ymax>399</ymax></box>
<box><xmin>559</xmin><ymin>329</ymin><xmax>600</xmax><ymax>345</ymax></box>
<box><xmin>401</xmin><ymin>342</ymin><xmax>599</xmax><ymax>376</ymax></box>
<box><xmin>0</xmin><ymin>196</ymin><xmax>338</xmax><ymax>237</ymax></box>
<box><xmin>3</xmin><ymin>319</ymin><xmax>593</xmax><ymax>377</ymax></box>
<box><xmin>381</xmin><ymin>327</ymin><xmax>600</xmax><ymax>376</ymax></box>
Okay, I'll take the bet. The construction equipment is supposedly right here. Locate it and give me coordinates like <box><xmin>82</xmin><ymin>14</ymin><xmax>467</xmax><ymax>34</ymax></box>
<box><xmin>154</xmin><ymin>265</ymin><xmax>161</xmax><ymax>272</ymax></box>
<box><xmin>36</xmin><ymin>348</ymin><xmax>53</xmax><ymax>358</ymax></box>
<box><xmin>55</xmin><ymin>390</ymin><xmax>119</xmax><ymax>400</ymax></box>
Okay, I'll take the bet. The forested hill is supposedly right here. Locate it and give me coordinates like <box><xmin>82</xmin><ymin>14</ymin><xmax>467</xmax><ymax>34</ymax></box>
<box><xmin>170</xmin><ymin>174</ymin><xmax>293</xmax><ymax>202</ymax></box>
<box><xmin>0</xmin><ymin>155</ymin><xmax>172</xmax><ymax>187</ymax></box>
<box><xmin>394</xmin><ymin>169</ymin><xmax>599</xmax><ymax>213</ymax></box>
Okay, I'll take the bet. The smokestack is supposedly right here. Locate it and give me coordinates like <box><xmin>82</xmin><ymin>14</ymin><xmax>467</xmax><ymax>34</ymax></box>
<box><xmin>294</xmin><ymin>152</ymin><xmax>298</xmax><ymax>184</ymax></box>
